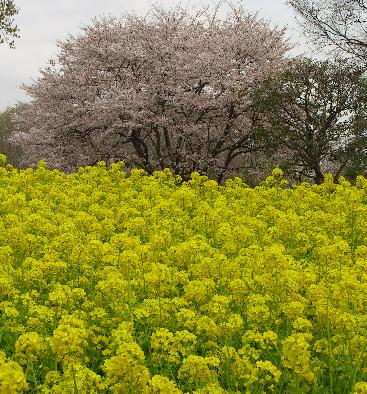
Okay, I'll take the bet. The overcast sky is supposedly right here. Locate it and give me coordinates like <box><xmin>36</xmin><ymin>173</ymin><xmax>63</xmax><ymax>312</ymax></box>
<box><xmin>0</xmin><ymin>0</ymin><xmax>313</xmax><ymax>111</ymax></box>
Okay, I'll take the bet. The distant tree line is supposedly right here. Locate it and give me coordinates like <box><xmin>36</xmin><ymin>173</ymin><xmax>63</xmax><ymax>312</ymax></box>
<box><xmin>1</xmin><ymin>1</ymin><xmax>367</xmax><ymax>185</ymax></box>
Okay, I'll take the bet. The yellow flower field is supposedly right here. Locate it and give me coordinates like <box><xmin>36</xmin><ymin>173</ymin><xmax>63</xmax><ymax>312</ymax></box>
<box><xmin>0</xmin><ymin>156</ymin><xmax>367</xmax><ymax>393</ymax></box>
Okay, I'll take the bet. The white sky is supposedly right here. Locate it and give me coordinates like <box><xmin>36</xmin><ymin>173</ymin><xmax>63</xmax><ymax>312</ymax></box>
<box><xmin>0</xmin><ymin>0</ymin><xmax>314</xmax><ymax>111</ymax></box>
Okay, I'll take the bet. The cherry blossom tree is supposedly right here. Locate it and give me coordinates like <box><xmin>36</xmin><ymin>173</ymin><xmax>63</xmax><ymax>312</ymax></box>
<box><xmin>12</xmin><ymin>3</ymin><xmax>290</xmax><ymax>182</ymax></box>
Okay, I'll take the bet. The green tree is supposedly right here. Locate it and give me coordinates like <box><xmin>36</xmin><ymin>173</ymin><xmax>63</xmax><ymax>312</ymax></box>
<box><xmin>0</xmin><ymin>0</ymin><xmax>19</xmax><ymax>48</ymax></box>
<box><xmin>338</xmin><ymin>116</ymin><xmax>367</xmax><ymax>180</ymax></box>
<box><xmin>0</xmin><ymin>107</ymin><xmax>23</xmax><ymax>167</ymax></box>
<box><xmin>249</xmin><ymin>57</ymin><xmax>367</xmax><ymax>184</ymax></box>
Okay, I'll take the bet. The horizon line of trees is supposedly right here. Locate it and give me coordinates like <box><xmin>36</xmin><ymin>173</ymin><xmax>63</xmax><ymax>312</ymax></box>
<box><xmin>1</xmin><ymin>1</ymin><xmax>367</xmax><ymax>185</ymax></box>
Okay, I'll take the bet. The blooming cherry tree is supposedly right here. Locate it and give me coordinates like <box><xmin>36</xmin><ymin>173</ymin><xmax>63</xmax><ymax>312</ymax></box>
<box><xmin>12</xmin><ymin>3</ymin><xmax>290</xmax><ymax>182</ymax></box>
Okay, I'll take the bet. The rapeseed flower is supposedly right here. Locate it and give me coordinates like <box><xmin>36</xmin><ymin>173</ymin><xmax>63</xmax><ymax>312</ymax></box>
<box><xmin>0</xmin><ymin>351</ymin><xmax>28</xmax><ymax>392</ymax></box>
<box><xmin>50</xmin><ymin>314</ymin><xmax>89</xmax><ymax>363</ymax></box>
<box><xmin>145</xmin><ymin>375</ymin><xmax>182</xmax><ymax>394</ymax></box>
<box><xmin>354</xmin><ymin>382</ymin><xmax>367</xmax><ymax>393</ymax></box>
<box><xmin>178</xmin><ymin>355</ymin><xmax>220</xmax><ymax>389</ymax></box>
<box><xmin>15</xmin><ymin>331</ymin><xmax>45</xmax><ymax>365</ymax></box>
<box><xmin>281</xmin><ymin>333</ymin><xmax>315</xmax><ymax>383</ymax></box>
<box><xmin>1</xmin><ymin>161</ymin><xmax>367</xmax><ymax>391</ymax></box>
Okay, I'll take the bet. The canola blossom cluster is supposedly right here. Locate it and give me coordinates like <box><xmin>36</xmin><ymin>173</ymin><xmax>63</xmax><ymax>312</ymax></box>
<box><xmin>0</xmin><ymin>156</ymin><xmax>367</xmax><ymax>393</ymax></box>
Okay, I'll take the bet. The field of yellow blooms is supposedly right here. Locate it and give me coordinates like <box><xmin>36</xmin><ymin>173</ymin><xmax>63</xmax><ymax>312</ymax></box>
<box><xmin>1</xmin><ymin>156</ymin><xmax>367</xmax><ymax>393</ymax></box>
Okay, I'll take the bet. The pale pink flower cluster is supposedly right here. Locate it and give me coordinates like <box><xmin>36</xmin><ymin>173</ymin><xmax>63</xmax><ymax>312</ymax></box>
<box><xmin>12</xmin><ymin>3</ymin><xmax>290</xmax><ymax>182</ymax></box>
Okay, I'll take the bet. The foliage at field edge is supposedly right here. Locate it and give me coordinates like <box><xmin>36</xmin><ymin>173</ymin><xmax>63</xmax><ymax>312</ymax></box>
<box><xmin>0</xmin><ymin>156</ymin><xmax>367</xmax><ymax>393</ymax></box>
